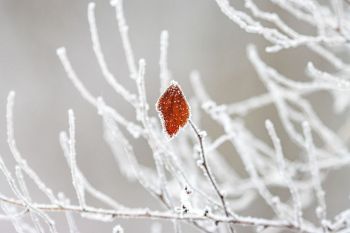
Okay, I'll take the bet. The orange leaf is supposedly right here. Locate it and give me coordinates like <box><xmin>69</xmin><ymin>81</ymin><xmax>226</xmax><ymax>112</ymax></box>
<box><xmin>156</xmin><ymin>81</ymin><xmax>190</xmax><ymax>138</ymax></box>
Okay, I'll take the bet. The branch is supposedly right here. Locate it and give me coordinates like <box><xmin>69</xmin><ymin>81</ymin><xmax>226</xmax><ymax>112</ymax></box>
<box><xmin>0</xmin><ymin>194</ymin><xmax>305</xmax><ymax>232</ymax></box>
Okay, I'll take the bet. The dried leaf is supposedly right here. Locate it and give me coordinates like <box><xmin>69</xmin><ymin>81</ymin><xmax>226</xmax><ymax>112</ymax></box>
<box><xmin>156</xmin><ymin>81</ymin><xmax>190</xmax><ymax>138</ymax></box>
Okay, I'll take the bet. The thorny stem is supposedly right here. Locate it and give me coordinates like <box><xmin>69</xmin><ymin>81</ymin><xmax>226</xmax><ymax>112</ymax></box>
<box><xmin>0</xmin><ymin>194</ymin><xmax>307</xmax><ymax>232</ymax></box>
<box><xmin>188</xmin><ymin>120</ymin><xmax>236</xmax><ymax>233</ymax></box>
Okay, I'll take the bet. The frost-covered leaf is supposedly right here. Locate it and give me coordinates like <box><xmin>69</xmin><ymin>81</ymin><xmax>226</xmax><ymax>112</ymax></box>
<box><xmin>156</xmin><ymin>81</ymin><xmax>190</xmax><ymax>138</ymax></box>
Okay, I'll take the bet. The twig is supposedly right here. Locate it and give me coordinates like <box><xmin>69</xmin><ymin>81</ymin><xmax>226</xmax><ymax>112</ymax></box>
<box><xmin>188</xmin><ymin>120</ymin><xmax>236</xmax><ymax>233</ymax></box>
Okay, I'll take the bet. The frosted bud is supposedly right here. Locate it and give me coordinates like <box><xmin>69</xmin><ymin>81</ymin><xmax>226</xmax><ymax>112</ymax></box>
<box><xmin>184</xmin><ymin>186</ymin><xmax>192</xmax><ymax>195</ymax></box>
<box><xmin>196</xmin><ymin>159</ymin><xmax>204</xmax><ymax>167</ymax></box>
<box><xmin>256</xmin><ymin>226</ymin><xmax>267</xmax><ymax>232</ymax></box>
<box><xmin>199</xmin><ymin>131</ymin><xmax>207</xmax><ymax>138</ymax></box>
<box><xmin>113</xmin><ymin>225</ymin><xmax>124</xmax><ymax>233</ymax></box>
<box><xmin>272</xmin><ymin>196</ymin><xmax>280</xmax><ymax>205</ymax></box>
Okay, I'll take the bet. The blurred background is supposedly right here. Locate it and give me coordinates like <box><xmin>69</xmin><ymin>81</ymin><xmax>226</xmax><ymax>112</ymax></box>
<box><xmin>0</xmin><ymin>0</ymin><xmax>348</xmax><ymax>232</ymax></box>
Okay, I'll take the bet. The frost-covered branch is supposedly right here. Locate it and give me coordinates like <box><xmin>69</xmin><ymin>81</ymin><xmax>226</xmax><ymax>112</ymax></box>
<box><xmin>1</xmin><ymin>0</ymin><xmax>350</xmax><ymax>232</ymax></box>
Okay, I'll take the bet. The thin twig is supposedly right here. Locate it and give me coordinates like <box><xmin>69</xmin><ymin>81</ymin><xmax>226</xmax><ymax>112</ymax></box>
<box><xmin>188</xmin><ymin>120</ymin><xmax>236</xmax><ymax>233</ymax></box>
